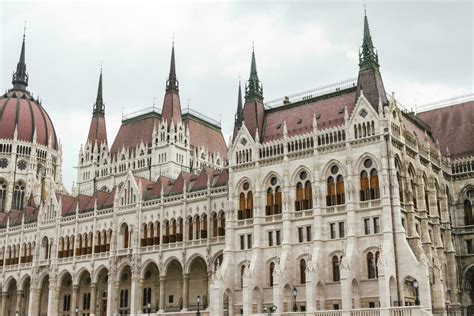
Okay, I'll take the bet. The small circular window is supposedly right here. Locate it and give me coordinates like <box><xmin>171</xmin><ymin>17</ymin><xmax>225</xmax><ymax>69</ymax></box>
<box><xmin>331</xmin><ymin>165</ymin><xmax>339</xmax><ymax>175</ymax></box>
<box><xmin>270</xmin><ymin>177</ymin><xmax>278</xmax><ymax>186</ymax></box>
<box><xmin>17</xmin><ymin>160</ymin><xmax>27</xmax><ymax>170</ymax></box>
<box><xmin>0</xmin><ymin>158</ymin><xmax>8</xmax><ymax>169</ymax></box>
<box><xmin>242</xmin><ymin>182</ymin><xmax>250</xmax><ymax>191</ymax></box>
<box><xmin>364</xmin><ymin>159</ymin><xmax>373</xmax><ymax>168</ymax></box>
<box><xmin>299</xmin><ymin>171</ymin><xmax>307</xmax><ymax>181</ymax></box>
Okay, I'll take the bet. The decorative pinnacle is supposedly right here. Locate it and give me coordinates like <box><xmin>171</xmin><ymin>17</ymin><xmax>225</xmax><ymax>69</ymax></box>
<box><xmin>359</xmin><ymin>7</ymin><xmax>379</xmax><ymax>70</ymax></box>
<box><xmin>245</xmin><ymin>45</ymin><xmax>263</xmax><ymax>102</ymax></box>
<box><xmin>12</xmin><ymin>26</ymin><xmax>29</xmax><ymax>90</ymax></box>
<box><xmin>166</xmin><ymin>40</ymin><xmax>179</xmax><ymax>92</ymax></box>
<box><xmin>93</xmin><ymin>68</ymin><xmax>105</xmax><ymax>114</ymax></box>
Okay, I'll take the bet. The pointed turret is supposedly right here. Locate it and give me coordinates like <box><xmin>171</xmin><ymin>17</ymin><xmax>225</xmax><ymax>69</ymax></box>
<box><xmin>86</xmin><ymin>69</ymin><xmax>108</xmax><ymax>147</ymax></box>
<box><xmin>245</xmin><ymin>46</ymin><xmax>263</xmax><ymax>102</ymax></box>
<box><xmin>232</xmin><ymin>81</ymin><xmax>244</xmax><ymax>140</ymax></box>
<box><xmin>242</xmin><ymin>46</ymin><xmax>265</xmax><ymax>141</ymax></box>
<box><xmin>162</xmin><ymin>42</ymin><xmax>182</xmax><ymax>124</ymax></box>
<box><xmin>12</xmin><ymin>31</ymin><xmax>29</xmax><ymax>90</ymax></box>
<box><xmin>93</xmin><ymin>68</ymin><xmax>105</xmax><ymax>114</ymax></box>
<box><xmin>355</xmin><ymin>8</ymin><xmax>387</xmax><ymax>112</ymax></box>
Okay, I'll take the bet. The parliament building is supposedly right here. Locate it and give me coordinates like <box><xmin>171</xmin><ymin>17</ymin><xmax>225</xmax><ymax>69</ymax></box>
<box><xmin>0</xmin><ymin>11</ymin><xmax>473</xmax><ymax>316</ymax></box>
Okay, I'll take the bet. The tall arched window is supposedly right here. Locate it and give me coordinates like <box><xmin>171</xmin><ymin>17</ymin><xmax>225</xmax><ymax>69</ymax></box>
<box><xmin>238</xmin><ymin>181</ymin><xmax>254</xmax><ymax>220</ymax></box>
<box><xmin>360</xmin><ymin>159</ymin><xmax>379</xmax><ymax>201</ymax></box>
<box><xmin>219</xmin><ymin>211</ymin><xmax>225</xmax><ymax>236</ymax></box>
<box><xmin>465</xmin><ymin>200</ymin><xmax>473</xmax><ymax>226</ymax></box>
<box><xmin>269</xmin><ymin>262</ymin><xmax>275</xmax><ymax>286</ymax></box>
<box><xmin>367</xmin><ymin>252</ymin><xmax>376</xmax><ymax>279</ymax></box>
<box><xmin>266</xmin><ymin>176</ymin><xmax>282</xmax><ymax>215</ymax></box>
<box><xmin>12</xmin><ymin>182</ymin><xmax>25</xmax><ymax>210</ymax></box>
<box><xmin>409</xmin><ymin>168</ymin><xmax>417</xmax><ymax>209</ymax></box>
<box><xmin>423</xmin><ymin>176</ymin><xmax>430</xmax><ymax>214</ymax></box>
<box><xmin>395</xmin><ymin>158</ymin><xmax>403</xmax><ymax>202</ymax></box>
<box><xmin>188</xmin><ymin>217</ymin><xmax>193</xmax><ymax>241</ymax></box>
<box><xmin>375</xmin><ymin>251</ymin><xmax>380</xmax><ymax>278</ymax></box>
<box><xmin>212</xmin><ymin>213</ymin><xmax>218</xmax><ymax>237</ymax></box>
<box><xmin>326</xmin><ymin>165</ymin><xmax>345</xmax><ymax>206</ymax></box>
<box><xmin>296</xmin><ymin>171</ymin><xmax>312</xmax><ymax>211</ymax></box>
<box><xmin>300</xmin><ymin>259</ymin><xmax>306</xmax><ymax>284</ymax></box>
<box><xmin>0</xmin><ymin>179</ymin><xmax>7</xmax><ymax>211</ymax></box>
<box><xmin>123</xmin><ymin>224</ymin><xmax>129</xmax><ymax>248</ymax></box>
<box><xmin>241</xmin><ymin>265</ymin><xmax>245</xmax><ymax>289</ymax></box>
<box><xmin>332</xmin><ymin>255</ymin><xmax>340</xmax><ymax>281</ymax></box>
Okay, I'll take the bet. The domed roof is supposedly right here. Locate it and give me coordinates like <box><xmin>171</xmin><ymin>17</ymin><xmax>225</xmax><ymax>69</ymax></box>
<box><xmin>0</xmin><ymin>90</ymin><xmax>58</xmax><ymax>150</ymax></box>
<box><xmin>0</xmin><ymin>33</ymin><xmax>58</xmax><ymax>150</ymax></box>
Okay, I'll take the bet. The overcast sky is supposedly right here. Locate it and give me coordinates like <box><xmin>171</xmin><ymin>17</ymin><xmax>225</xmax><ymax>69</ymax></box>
<box><xmin>1</xmin><ymin>0</ymin><xmax>473</xmax><ymax>189</ymax></box>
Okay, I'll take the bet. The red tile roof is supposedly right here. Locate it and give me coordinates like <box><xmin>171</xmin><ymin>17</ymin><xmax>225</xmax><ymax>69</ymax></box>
<box><xmin>262</xmin><ymin>88</ymin><xmax>357</xmax><ymax>142</ymax></box>
<box><xmin>417</xmin><ymin>100</ymin><xmax>474</xmax><ymax>158</ymax></box>
<box><xmin>161</xmin><ymin>91</ymin><xmax>182</xmax><ymax>125</ymax></box>
<box><xmin>110</xmin><ymin>114</ymin><xmax>160</xmax><ymax>155</ymax></box>
<box><xmin>0</xmin><ymin>90</ymin><xmax>58</xmax><ymax>149</ymax></box>
<box><xmin>185</xmin><ymin>117</ymin><xmax>228</xmax><ymax>158</ymax></box>
<box><xmin>87</xmin><ymin>113</ymin><xmax>108</xmax><ymax>146</ymax></box>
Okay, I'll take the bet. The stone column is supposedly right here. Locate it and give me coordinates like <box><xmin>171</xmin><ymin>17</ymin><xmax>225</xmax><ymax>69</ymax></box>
<box><xmin>130</xmin><ymin>272</ymin><xmax>138</xmax><ymax>315</ymax></box>
<box><xmin>242</xmin><ymin>281</ymin><xmax>252</xmax><ymax>316</ymax></box>
<box><xmin>28</xmin><ymin>288</ymin><xmax>40</xmax><ymax>316</ymax></box>
<box><xmin>182</xmin><ymin>273</ymin><xmax>189</xmax><ymax>310</ymax></box>
<box><xmin>90</xmin><ymin>283</ymin><xmax>97</xmax><ymax>316</ymax></box>
<box><xmin>1</xmin><ymin>292</ymin><xmax>7</xmax><ymax>316</ymax></box>
<box><xmin>305</xmin><ymin>271</ymin><xmax>316</xmax><ymax>312</ymax></box>
<box><xmin>159</xmin><ymin>276</ymin><xmax>166</xmax><ymax>312</ymax></box>
<box><xmin>15</xmin><ymin>290</ymin><xmax>23</xmax><ymax>314</ymax></box>
<box><xmin>106</xmin><ymin>279</ymin><xmax>117</xmax><ymax>316</ymax></box>
<box><xmin>136</xmin><ymin>279</ymin><xmax>144</xmax><ymax>314</ymax></box>
<box><xmin>47</xmin><ymin>284</ymin><xmax>58</xmax><ymax>316</ymax></box>
<box><xmin>71</xmin><ymin>284</ymin><xmax>79</xmax><ymax>312</ymax></box>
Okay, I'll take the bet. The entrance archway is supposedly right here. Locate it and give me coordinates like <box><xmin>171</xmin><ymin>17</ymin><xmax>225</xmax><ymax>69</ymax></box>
<box><xmin>118</xmin><ymin>265</ymin><xmax>131</xmax><ymax>315</ymax></box>
<box><xmin>188</xmin><ymin>256</ymin><xmax>208</xmax><ymax>310</ymax></box>
<box><xmin>141</xmin><ymin>261</ymin><xmax>160</xmax><ymax>312</ymax></box>
<box><xmin>165</xmin><ymin>259</ymin><xmax>183</xmax><ymax>311</ymax></box>
<box><xmin>95</xmin><ymin>267</ymin><xmax>109</xmax><ymax>316</ymax></box>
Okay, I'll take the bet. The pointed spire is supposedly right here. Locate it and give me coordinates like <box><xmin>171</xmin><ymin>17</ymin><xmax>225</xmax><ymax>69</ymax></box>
<box><xmin>166</xmin><ymin>41</ymin><xmax>179</xmax><ymax>92</ymax></box>
<box><xmin>234</xmin><ymin>80</ymin><xmax>244</xmax><ymax>126</ymax></box>
<box><xmin>359</xmin><ymin>7</ymin><xmax>379</xmax><ymax>70</ymax></box>
<box><xmin>12</xmin><ymin>27</ymin><xmax>29</xmax><ymax>90</ymax></box>
<box><xmin>93</xmin><ymin>67</ymin><xmax>105</xmax><ymax>114</ymax></box>
<box><xmin>245</xmin><ymin>45</ymin><xmax>263</xmax><ymax>102</ymax></box>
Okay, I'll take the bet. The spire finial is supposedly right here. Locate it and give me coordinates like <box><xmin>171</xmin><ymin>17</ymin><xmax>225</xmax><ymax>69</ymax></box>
<box><xmin>245</xmin><ymin>44</ymin><xmax>263</xmax><ymax>102</ymax></box>
<box><xmin>359</xmin><ymin>6</ymin><xmax>379</xmax><ymax>70</ymax></box>
<box><xmin>12</xmin><ymin>26</ymin><xmax>29</xmax><ymax>90</ymax></box>
<box><xmin>93</xmin><ymin>67</ymin><xmax>105</xmax><ymax>114</ymax></box>
<box><xmin>166</xmin><ymin>40</ymin><xmax>179</xmax><ymax>92</ymax></box>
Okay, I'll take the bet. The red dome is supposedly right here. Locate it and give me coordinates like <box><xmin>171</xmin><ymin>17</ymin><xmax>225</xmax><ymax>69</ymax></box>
<box><xmin>0</xmin><ymin>89</ymin><xmax>58</xmax><ymax>150</ymax></box>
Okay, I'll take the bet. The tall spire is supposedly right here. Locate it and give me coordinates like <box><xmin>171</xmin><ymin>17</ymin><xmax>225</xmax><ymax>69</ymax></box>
<box><xmin>12</xmin><ymin>27</ymin><xmax>29</xmax><ymax>90</ymax></box>
<box><xmin>359</xmin><ymin>8</ymin><xmax>379</xmax><ymax>70</ymax></box>
<box><xmin>166</xmin><ymin>41</ymin><xmax>179</xmax><ymax>92</ymax></box>
<box><xmin>245</xmin><ymin>45</ymin><xmax>263</xmax><ymax>102</ymax></box>
<box><xmin>234</xmin><ymin>80</ymin><xmax>244</xmax><ymax>127</ymax></box>
<box><xmin>93</xmin><ymin>67</ymin><xmax>105</xmax><ymax>114</ymax></box>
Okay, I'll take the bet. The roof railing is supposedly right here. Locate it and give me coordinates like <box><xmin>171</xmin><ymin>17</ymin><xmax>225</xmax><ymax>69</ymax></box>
<box><xmin>264</xmin><ymin>77</ymin><xmax>357</xmax><ymax>109</ymax></box>
<box><xmin>417</xmin><ymin>93</ymin><xmax>474</xmax><ymax>112</ymax></box>
<box><xmin>121</xmin><ymin>106</ymin><xmax>221</xmax><ymax>128</ymax></box>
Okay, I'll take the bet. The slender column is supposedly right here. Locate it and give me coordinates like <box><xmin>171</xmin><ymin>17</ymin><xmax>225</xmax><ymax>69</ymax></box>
<box><xmin>28</xmin><ymin>288</ymin><xmax>40</xmax><ymax>316</ymax></box>
<box><xmin>47</xmin><ymin>284</ymin><xmax>58</xmax><ymax>316</ymax></box>
<box><xmin>130</xmin><ymin>272</ymin><xmax>138</xmax><ymax>314</ymax></box>
<box><xmin>90</xmin><ymin>283</ymin><xmax>97</xmax><ymax>316</ymax></box>
<box><xmin>106</xmin><ymin>279</ymin><xmax>117</xmax><ymax>316</ymax></box>
<box><xmin>71</xmin><ymin>284</ymin><xmax>79</xmax><ymax>312</ymax></box>
<box><xmin>182</xmin><ymin>273</ymin><xmax>190</xmax><ymax>310</ymax></box>
<box><xmin>136</xmin><ymin>279</ymin><xmax>144</xmax><ymax>314</ymax></box>
<box><xmin>159</xmin><ymin>276</ymin><xmax>166</xmax><ymax>312</ymax></box>
<box><xmin>1</xmin><ymin>292</ymin><xmax>7</xmax><ymax>316</ymax></box>
<box><xmin>15</xmin><ymin>290</ymin><xmax>23</xmax><ymax>314</ymax></box>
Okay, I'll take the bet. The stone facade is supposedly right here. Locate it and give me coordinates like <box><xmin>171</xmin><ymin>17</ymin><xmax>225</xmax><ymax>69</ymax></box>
<box><xmin>0</xmin><ymin>11</ymin><xmax>473</xmax><ymax>316</ymax></box>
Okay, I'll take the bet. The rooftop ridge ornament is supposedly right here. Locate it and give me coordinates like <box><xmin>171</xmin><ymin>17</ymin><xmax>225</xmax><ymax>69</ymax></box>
<box><xmin>359</xmin><ymin>8</ymin><xmax>379</xmax><ymax>70</ymax></box>
<box><xmin>245</xmin><ymin>45</ymin><xmax>263</xmax><ymax>102</ymax></box>
<box><xmin>12</xmin><ymin>25</ymin><xmax>29</xmax><ymax>90</ymax></box>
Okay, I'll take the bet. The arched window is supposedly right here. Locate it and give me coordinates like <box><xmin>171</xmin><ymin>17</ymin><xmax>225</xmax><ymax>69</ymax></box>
<box><xmin>360</xmin><ymin>159</ymin><xmax>379</xmax><ymax>201</ymax></box>
<box><xmin>219</xmin><ymin>212</ymin><xmax>225</xmax><ymax>236</ymax></box>
<box><xmin>395</xmin><ymin>159</ymin><xmax>403</xmax><ymax>202</ymax></box>
<box><xmin>0</xmin><ymin>179</ymin><xmax>7</xmax><ymax>211</ymax></box>
<box><xmin>409</xmin><ymin>168</ymin><xmax>417</xmax><ymax>209</ymax></box>
<box><xmin>423</xmin><ymin>176</ymin><xmax>430</xmax><ymax>214</ymax></box>
<box><xmin>296</xmin><ymin>171</ymin><xmax>312</xmax><ymax>211</ymax></box>
<box><xmin>241</xmin><ymin>265</ymin><xmax>245</xmax><ymax>288</ymax></box>
<box><xmin>375</xmin><ymin>251</ymin><xmax>380</xmax><ymax>278</ymax></box>
<box><xmin>238</xmin><ymin>181</ymin><xmax>254</xmax><ymax>220</ymax></box>
<box><xmin>367</xmin><ymin>252</ymin><xmax>376</xmax><ymax>279</ymax></box>
<box><xmin>269</xmin><ymin>262</ymin><xmax>275</xmax><ymax>286</ymax></box>
<box><xmin>188</xmin><ymin>217</ymin><xmax>193</xmax><ymax>241</ymax></box>
<box><xmin>123</xmin><ymin>224</ymin><xmax>129</xmax><ymax>248</ymax></box>
<box><xmin>300</xmin><ymin>259</ymin><xmax>306</xmax><ymax>284</ymax></box>
<box><xmin>326</xmin><ymin>165</ymin><xmax>345</xmax><ymax>206</ymax></box>
<box><xmin>212</xmin><ymin>213</ymin><xmax>218</xmax><ymax>237</ymax></box>
<box><xmin>12</xmin><ymin>182</ymin><xmax>25</xmax><ymax>210</ymax></box>
<box><xmin>266</xmin><ymin>176</ymin><xmax>282</xmax><ymax>215</ymax></box>
<box><xmin>465</xmin><ymin>200</ymin><xmax>473</xmax><ymax>226</ymax></box>
<box><xmin>332</xmin><ymin>255</ymin><xmax>340</xmax><ymax>281</ymax></box>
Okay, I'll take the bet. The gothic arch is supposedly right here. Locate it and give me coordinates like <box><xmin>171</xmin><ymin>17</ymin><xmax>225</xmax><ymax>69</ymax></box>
<box><xmin>74</xmin><ymin>267</ymin><xmax>91</xmax><ymax>285</ymax></box>
<box><xmin>260</xmin><ymin>171</ymin><xmax>283</xmax><ymax>188</ymax></box>
<box><xmin>321</xmin><ymin>159</ymin><xmax>346</xmax><ymax>179</ymax></box>
<box><xmin>185</xmin><ymin>253</ymin><xmax>208</xmax><ymax>274</ymax></box>
<box><xmin>116</xmin><ymin>261</ymin><xmax>132</xmax><ymax>281</ymax></box>
<box><xmin>355</xmin><ymin>152</ymin><xmax>380</xmax><ymax>171</ymax></box>
<box><xmin>234</xmin><ymin>176</ymin><xmax>254</xmax><ymax>193</ymax></box>
<box><xmin>140</xmin><ymin>258</ymin><xmax>160</xmax><ymax>279</ymax></box>
<box><xmin>18</xmin><ymin>274</ymin><xmax>31</xmax><ymax>290</ymax></box>
<box><xmin>290</xmin><ymin>165</ymin><xmax>313</xmax><ymax>184</ymax></box>
<box><xmin>163</xmin><ymin>256</ymin><xmax>182</xmax><ymax>276</ymax></box>
<box><xmin>92</xmin><ymin>265</ymin><xmax>109</xmax><ymax>283</ymax></box>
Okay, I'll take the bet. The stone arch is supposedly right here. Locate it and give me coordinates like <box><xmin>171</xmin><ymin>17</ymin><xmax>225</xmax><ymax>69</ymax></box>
<box><xmin>355</xmin><ymin>152</ymin><xmax>380</xmax><ymax>172</ymax></box>
<box><xmin>141</xmin><ymin>260</ymin><xmax>160</xmax><ymax>311</ymax></box>
<box><xmin>74</xmin><ymin>267</ymin><xmax>91</xmax><ymax>284</ymax></box>
<box><xmin>234</xmin><ymin>176</ymin><xmax>254</xmax><ymax>193</ymax></box>
<box><xmin>163</xmin><ymin>256</ymin><xmax>182</xmax><ymax>275</ymax></box>
<box><xmin>389</xmin><ymin>275</ymin><xmax>398</xmax><ymax>307</ymax></box>
<box><xmin>188</xmin><ymin>256</ymin><xmax>208</xmax><ymax>309</ymax></box>
<box><xmin>164</xmin><ymin>259</ymin><xmax>183</xmax><ymax>310</ymax></box>
<box><xmin>116</xmin><ymin>261</ymin><xmax>132</xmax><ymax>281</ymax></box>
<box><xmin>118</xmin><ymin>264</ymin><xmax>132</xmax><ymax>314</ymax></box>
<box><xmin>282</xmin><ymin>283</ymin><xmax>292</xmax><ymax>312</ymax></box>
<box><xmin>4</xmin><ymin>277</ymin><xmax>18</xmax><ymax>316</ymax></box>
<box><xmin>321</xmin><ymin>159</ymin><xmax>346</xmax><ymax>179</ymax></box>
<box><xmin>185</xmin><ymin>253</ymin><xmax>207</xmax><ymax>274</ymax></box>
<box><xmin>92</xmin><ymin>265</ymin><xmax>109</xmax><ymax>283</ymax></box>
<box><xmin>290</xmin><ymin>165</ymin><xmax>313</xmax><ymax>185</ymax></box>
<box><xmin>94</xmin><ymin>267</ymin><xmax>109</xmax><ymax>316</ymax></box>
<box><xmin>260</xmin><ymin>171</ymin><xmax>283</xmax><ymax>189</ymax></box>
<box><xmin>141</xmin><ymin>258</ymin><xmax>160</xmax><ymax>278</ymax></box>
<box><xmin>316</xmin><ymin>281</ymin><xmax>326</xmax><ymax>310</ymax></box>
<box><xmin>223</xmin><ymin>288</ymin><xmax>234</xmax><ymax>315</ymax></box>
<box><xmin>77</xmin><ymin>269</ymin><xmax>92</xmax><ymax>313</ymax></box>
<box><xmin>58</xmin><ymin>271</ymin><xmax>74</xmax><ymax>314</ymax></box>
<box><xmin>402</xmin><ymin>276</ymin><xmax>420</xmax><ymax>306</ymax></box>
